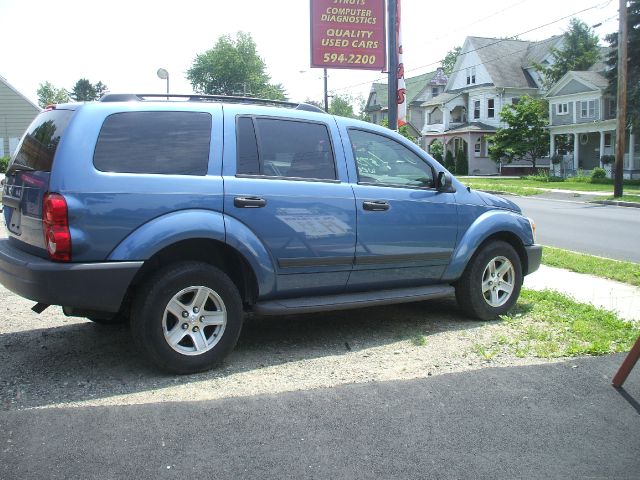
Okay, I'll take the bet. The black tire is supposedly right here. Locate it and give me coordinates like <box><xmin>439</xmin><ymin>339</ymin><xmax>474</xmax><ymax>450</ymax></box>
<box><xmin>455</xmin><ymin>241</ymin><xmax>523</xmax><ymax>320</ymax></box>
<box><xmin>131</xmin><ymin>262</ymin><xmax>243</xmax><ymax>374</ymax></box>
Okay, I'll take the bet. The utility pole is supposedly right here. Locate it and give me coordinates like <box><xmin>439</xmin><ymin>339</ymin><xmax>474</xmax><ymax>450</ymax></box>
<box><xmin>387</xmin><ymin>0</ymin><xmax>398</xmax><ymax>130</ymax></box>
<box><xmin>614</xmin><ymin>0</ymin><xmax>628</xmax><ymax>198</ymax></box>
<box><xmin>323</xmin><ymin>68</ymin><xmax>329</xmax><ymax>112</ymax></box>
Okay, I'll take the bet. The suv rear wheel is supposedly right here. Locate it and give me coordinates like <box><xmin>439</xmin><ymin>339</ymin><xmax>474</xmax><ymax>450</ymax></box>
<box><xmin>455</xmin><ymin>241</ymin><xmax>522</xmax><ymax>320</ymax></box>
<box><xmin>131</xmin><ymin>262</ymin><xmax>243</xmax><ymax>374</ymax></box>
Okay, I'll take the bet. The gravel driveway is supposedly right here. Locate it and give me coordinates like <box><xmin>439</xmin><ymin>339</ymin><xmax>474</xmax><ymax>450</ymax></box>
<box><xmin>1</xmin><ymin>280</ymin><xmax>565</xmax><ymax>412</ymax></box>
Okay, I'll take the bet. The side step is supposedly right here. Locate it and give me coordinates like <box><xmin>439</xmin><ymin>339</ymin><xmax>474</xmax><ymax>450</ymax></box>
<box><xmin>253</xmin><ymin>284</ymin><xmax>455</xmax><ymax>316</ymax></box>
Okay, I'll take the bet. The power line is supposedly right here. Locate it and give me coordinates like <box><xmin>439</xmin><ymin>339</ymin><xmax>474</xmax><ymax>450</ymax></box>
<box><xmin>329</xmin><ymin>0</ymin><xmax>613</xmax><ymax>95</ymax></box>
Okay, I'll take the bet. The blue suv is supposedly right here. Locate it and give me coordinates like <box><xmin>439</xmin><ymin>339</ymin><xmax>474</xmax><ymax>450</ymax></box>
<box><xmin>0</xmin><ymin>94</ymin><xmax>541</xmax><ymax>373</ymax></box>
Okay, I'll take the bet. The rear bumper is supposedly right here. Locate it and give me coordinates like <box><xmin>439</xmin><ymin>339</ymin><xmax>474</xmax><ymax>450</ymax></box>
<box><xmin>524</xmin><ymin>244</ymin><xmax>543</xmax><ymax>275</ymax></box>
<box><xmin>0</xmin><ymin>239</ymin><xmax>142</xmax><ymax>313</ymax></box>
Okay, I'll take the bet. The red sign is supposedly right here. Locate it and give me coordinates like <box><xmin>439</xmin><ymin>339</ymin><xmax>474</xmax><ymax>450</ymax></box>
<box><xmin>310</xmin><ymin>0</ymin><xmax>386</xmax><ymax>71</ymax></box>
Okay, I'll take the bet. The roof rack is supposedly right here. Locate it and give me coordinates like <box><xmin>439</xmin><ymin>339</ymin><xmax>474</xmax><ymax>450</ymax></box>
<box><xmin>99</xmin><ymin>93</ymin><xmax>326</xmax><ymax>113</ymax></box>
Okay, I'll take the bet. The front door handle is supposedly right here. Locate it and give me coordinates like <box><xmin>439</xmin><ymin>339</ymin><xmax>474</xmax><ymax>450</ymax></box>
<box><xmin>234</xmin><ymin>196</ymin><xmax>267</xmax><ymax>208</ymax></box>
<box><xmin>363</xmin><ymin>200</ymin><xmax>389</xmax><ymax>211</ymax></box>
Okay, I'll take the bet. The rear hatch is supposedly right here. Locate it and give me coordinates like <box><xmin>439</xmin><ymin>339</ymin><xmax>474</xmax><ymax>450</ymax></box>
<box><xmin>2</xmin><ymin>107</ymin><xmax>75</xmax><ymax>256</ymax></box>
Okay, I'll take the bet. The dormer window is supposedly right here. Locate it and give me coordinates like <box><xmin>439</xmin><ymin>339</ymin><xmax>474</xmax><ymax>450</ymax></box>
<box><xmin>466</xmin><ymin>66</ymin><xmax>476</xmax><ymax>85</ymax></box>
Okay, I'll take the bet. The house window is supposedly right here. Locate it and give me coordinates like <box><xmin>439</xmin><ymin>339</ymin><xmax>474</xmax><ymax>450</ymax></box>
<box><xmin>487</xmin><ymin>99</ymin><xmax>495</xmax><ymax>118</ymax></box>
<box><xmin>473</xmin><ymin>100</ymin><xmax>480</xmax><ymax>119</ymax></box>
<box><xmin>604</xmin><ymin>133</ymin><xmax>612</xmax><ymax>147</ymax></box>
<box><xmin>474</xmin><ymin>137</ymin><xmax>482</xmax><ymax>156</ymax></box>
<box><xmin>607</xmin><ymin>99</ymin><xmax>616</xmax><ymax>118</ymax></box>
<box><xmin>557</xmin><ymin>103</ymin><xmax>569</xmax><ymax>115</ymax></box>
<box><xmin>511</xmin><ymin>97</ymin><xmax>520</xmax><ymax>105</ymax></box>
<box><xmin>466</xmin><ymin>66</ymin><xmax>476</xmax><ymax>85</ymax></box>
<box><xmin>371</xmin><ymin>113</ymin><xmax>377</xmax><ymax>124</ymax></box>
<box><xmin>431</xmin><ymin>87</ymin><xmax>439</xmax><ymax>97</ymax></box>
<box><xmin>580</xmin><ymin>100</ymin><xmax>596</xmax><ymax>118</ymax></box>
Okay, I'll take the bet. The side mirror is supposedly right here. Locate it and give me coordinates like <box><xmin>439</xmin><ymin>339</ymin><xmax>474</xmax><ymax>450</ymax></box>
<box><xmin>437</xmin><ymin>171</ymin><xmax>455</xmax><ymax>193</ymax></box>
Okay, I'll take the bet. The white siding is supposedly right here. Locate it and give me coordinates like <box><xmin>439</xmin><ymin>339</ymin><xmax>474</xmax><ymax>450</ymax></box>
<box><xmin>449</xmin><ymin>48</ymin><xmax>491</xmax><ymax>91</ymax></box>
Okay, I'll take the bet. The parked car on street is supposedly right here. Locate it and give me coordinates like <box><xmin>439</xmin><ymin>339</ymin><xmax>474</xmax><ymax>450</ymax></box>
<box><xmin>0</xmin><ymin>94</ymin><xmax>541</xmax><ymax>373</ymax></box>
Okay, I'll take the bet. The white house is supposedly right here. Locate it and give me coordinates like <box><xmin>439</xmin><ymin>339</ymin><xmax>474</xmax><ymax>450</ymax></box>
<box><xmin>421</xmin><ymin>36</ymin><xmax>562</xmax><ymax>174</ymax></box>
<box><xmin>0</xmin><ymin>75</ymin><xmax>40</xmax><ymax>158</ymax></box>
<box><xmin>546</xmin><ymin>70</ymin><xmax>639</xmax><ymax>179</ymax></box>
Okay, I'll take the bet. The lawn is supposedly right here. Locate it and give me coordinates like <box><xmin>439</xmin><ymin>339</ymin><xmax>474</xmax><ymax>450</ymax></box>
<box><xmin>471</xmin><ymin>289</ymin><xmax>640</xmax><ymax>360</ymax></box>
<box><xmin>460</xmin><ymin>176</ymin><xmax>640</xmax><ymax>195</ymax></box>
<box><xmin>541</xmin><ymin>246</ymin><xmax>640</xmax><ymax>287</ymax></box>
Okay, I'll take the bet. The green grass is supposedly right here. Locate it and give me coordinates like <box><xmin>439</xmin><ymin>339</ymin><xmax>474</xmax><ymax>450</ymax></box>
<box><xmin>542</xmin><ymin>246</ymin><xmax>640</xmax><ymax>287</ymax></box>
<box><xmin>471</xmin><ymin>289</ymin><xmax>640</xmax><ymax>360</ymax></box>
<box><xmin>603</xmin><ymin>195</ymin><xmax>640</xmax><ymax>203</ymax></box>
<box><xmin>460</xmin><ymin>176</ymin><xmax>640</xmax><ymax>195</ymax></box>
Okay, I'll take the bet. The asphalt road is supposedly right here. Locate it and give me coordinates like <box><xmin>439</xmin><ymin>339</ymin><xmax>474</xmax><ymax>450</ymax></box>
<box><xmin>512</xmin><ymin>195</ymin><xmax>640</xmax><ymax>263</ymax></box>
<box><xmin>1</xmin><ymin>355</ymin><xmax>638</xmax><ymax>480</ymax></box>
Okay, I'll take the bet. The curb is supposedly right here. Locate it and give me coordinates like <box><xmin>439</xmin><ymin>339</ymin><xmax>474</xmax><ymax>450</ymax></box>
<box><xmin>591</xmin><ymin>200</ymin><xmax>640</xmax><ymax>209</ymax></box>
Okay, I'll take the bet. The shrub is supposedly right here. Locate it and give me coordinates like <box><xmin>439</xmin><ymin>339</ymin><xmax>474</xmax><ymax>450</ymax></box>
<box><xmin>523</xmin><ymin>170</ymin><xmax>565</xmax><ymax>183</ymax></box>
<box><xmin>455</xmin><ymin>149</ymin><xmax>468</xmax><ymax>176</ymax></box>
<box><xmin>591</xmin><ymin>167</ymin><xmax>606</xmax><ymax>180</ymax></box>
<box><xmin>444</xmin><ymin>150</ymin><xmax>455</xmax><ymax>172</ymax></box>
<box><xmin>600</xmin><ymin>155</ymin><xmax>614</xmax><ymax>165</ymax></box>
<box><xmin>551</xmin><ymin>154</ymin><xmax>563</xmax><ymax>165</ymax></box>
<box><xmin>0</xmin><ymin>156</ymin><xmax>9</xmax><ymax>174</ymax></box>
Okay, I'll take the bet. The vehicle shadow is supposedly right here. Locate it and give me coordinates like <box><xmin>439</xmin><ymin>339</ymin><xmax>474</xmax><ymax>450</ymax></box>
<box><xmin>0</xmin><ymin>295</ymin><xmax>492</xmax><ymax>410</ymax></box>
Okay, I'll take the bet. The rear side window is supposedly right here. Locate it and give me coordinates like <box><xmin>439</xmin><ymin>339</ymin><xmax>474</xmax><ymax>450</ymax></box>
<box><xmin>236</xmin><ymin>117</ymin><xmax>336</xmax><ymax>180</ymax></box>
<box><xmin>93</xmin><ymin>111</ymin><xmax>211</xmax><ymax>175</ymax></box>
<box><xmin>11</xmin><ymin>109</ymin><xmax>73</xmax><ymax>172</ymax></box>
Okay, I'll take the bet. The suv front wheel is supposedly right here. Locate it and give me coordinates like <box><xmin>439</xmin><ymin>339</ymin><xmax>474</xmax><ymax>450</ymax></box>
<box><xmin>455</xmin><ymin>241</ymin><xmax>523</xmax><ymax>320</ymax></box>
<box><xmin>131</xmin><ymin>262</ymin><xmax>243</xmax><ymax>374</ymax></box>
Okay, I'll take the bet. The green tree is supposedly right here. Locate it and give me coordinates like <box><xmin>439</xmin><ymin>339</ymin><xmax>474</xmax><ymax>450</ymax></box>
<box><xmin>429</xmin><ymin>139</ymin><xmax>444</xmax><ymax>163</ymax></box>
<box><xmin>94</xmin><ymin>81</ymin><xmax>108</xmax><ymax>99</ymax></box>
<box><xmin>187</xmin><ymin>32</ymin><xmax>286</xmax><ymax>100</ymax></box>
<box><xmin>36</xmin><ymin>81</ymin><xmax>70</xmax><ymax>108</ymax></box>
<box><xmin>441</xmin><ymin>46</ymin><xmax>462</xmax><ymax>75</ymax></box>
<box><xmin>455</xmin><ymin>148</ymin><xmax>468</xmax><ymax>175</ymax></box>
<box><xmin>488</xmin><ymin>96</ymin><xmax>549</xmax><ymax>169</ymax></box>
<box><xmin>70</xmin><ymin>78</ymin><xmax>97</xmax><ymax>101</ymax></box>
<box><xmin>444</xmin><ymin>149</ymin><xmax>456</xmax><ymax>172</ymax></box>
<box><xmin>329</xmin><ymin>94</ymin><xmax>356</xmax><ymax>117</ymax></box>
<box><xmin>536</xmin><ymin>18</ymin><xmax>600</xmax><ymax>87</ymax></box>
<box><xmin>379</xmin><ymin>119</ymin><xmax>416</xmax><ymax>143</ymax></box>
<box><xmin>605</xmin><ymin>0</ymin><xmax>640</xmax><ymax>129</ymax></box>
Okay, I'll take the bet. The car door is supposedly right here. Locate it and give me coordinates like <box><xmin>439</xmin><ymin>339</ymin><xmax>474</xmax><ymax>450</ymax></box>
<box><xmin>344</xmin><ymin>127</ymin><xmax>458</xmax><ymax>290</ymax></box>
<box><xmin>223</xmin><ymin>111</ymin><xmax>356</xmax><ymax>298</ymax></box>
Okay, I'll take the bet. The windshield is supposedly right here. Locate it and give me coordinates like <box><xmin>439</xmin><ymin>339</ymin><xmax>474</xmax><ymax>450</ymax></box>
<box><xmin>9</xmin><ymin>109</ymin><xmax>73</xmax><ymax>173</ymax></box>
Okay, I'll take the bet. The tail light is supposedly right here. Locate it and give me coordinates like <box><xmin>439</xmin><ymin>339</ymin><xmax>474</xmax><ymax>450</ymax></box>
<box><xmin>43</xmin><ymin>193</ymin><xmax>71</xmax><ymax>261</ymax></box>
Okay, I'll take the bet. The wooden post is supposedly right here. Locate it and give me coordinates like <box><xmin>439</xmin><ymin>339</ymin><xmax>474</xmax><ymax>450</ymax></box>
<box><xmin>613</xmin><ymin>335</ymin><xmax>640</xmax><ymax>387</ymax></box>
<box><xmin>614</xmin><ymin>0</ymin><xmax>628</xmax><ymax>197</ymax></box>
<box><xmin>387</xmin><ymin>0</ymin><xmax>398</xmax><ymax>130</ymax></box>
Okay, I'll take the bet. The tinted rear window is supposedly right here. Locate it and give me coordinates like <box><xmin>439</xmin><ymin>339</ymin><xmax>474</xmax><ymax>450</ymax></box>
<box><xmin>11</xmin><ymin>109</ymin><xmax>73</xmax><ymax>172</ymax></box>
<box><xmin>93</xmin><ymin>111</ymin><xmax>211</xmax><ymax>175</ymax></box>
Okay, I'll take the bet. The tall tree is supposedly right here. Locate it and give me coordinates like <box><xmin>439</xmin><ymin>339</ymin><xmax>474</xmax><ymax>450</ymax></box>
<box><xmin>605</xmin><ymin>0</ymin><xmax>640</xmax><ymax>129</ymax></box>
<box><xmin>94</xmin><ymin>81</ymin><xmax>109</xmax><ymax>99</ymax></box>
<box><xmin>70</xmin><ymin>78</ymin><xmax>97</xmax><ymax>101</ymax></box>
<box><xmin>488</xmin><ymin>96</ymin><xmax>549</xmax><ymax>169</ymax></box>
<box><xmin>536</xmin><ymin>18</ymin><xmax>600</xmax><ymax>87</ymax></box>
<box><xmin>187</xmin><ymin>32</ymin><xmax>286</xmax><ymax>100</ymax></box>
<box><xmin>441</xmin><ymin>46</ymin><xmax>462</xmax><ymax>75</ymax></box>
<box><xmin>36</xmin><ymin>82</ymin><xmax>70</xmax><ymax>108</ymax></box>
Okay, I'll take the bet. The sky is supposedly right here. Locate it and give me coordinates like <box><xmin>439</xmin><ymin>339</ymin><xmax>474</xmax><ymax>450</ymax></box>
<box><xmin>0</xmin><ymin>0</ymin><xmax>620</xmax><ymax>107</ymax></box>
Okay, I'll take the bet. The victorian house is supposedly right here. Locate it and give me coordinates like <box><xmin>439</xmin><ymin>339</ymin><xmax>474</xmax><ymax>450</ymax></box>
<box><xmin>421</xmin><ymin>36</ymin><xmax>562</xmax><ymax>175</ymax></box>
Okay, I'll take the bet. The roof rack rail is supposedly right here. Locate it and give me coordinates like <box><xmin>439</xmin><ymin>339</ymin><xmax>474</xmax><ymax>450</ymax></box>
<box><xmin>99</xmin><ymin>93</ymin><xmax>326</xmax><ymax>113</ymax></box>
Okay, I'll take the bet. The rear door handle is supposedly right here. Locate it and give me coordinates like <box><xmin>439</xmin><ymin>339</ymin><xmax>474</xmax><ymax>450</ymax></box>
<box><xmin>362</xmin><ymin>200</ymin><xmax>389</xmax><ymax>211</ymax></box>
<box><xmin>234</xmin><ymin>196</ymin><xmax>267</xmax><ymax>208</ymax></box>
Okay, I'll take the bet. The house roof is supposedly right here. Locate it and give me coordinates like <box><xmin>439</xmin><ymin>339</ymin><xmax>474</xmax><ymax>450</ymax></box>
<box><xmin>446</xmin><ymin>122</ymin><xmax>497</xmax><ymax>134</ymax></box>
<box><xmin>545</xmin><ymin>70</ymin><xmax>610</xmax><ymax>97</ymax></box>
<box><xmin>571</xmin><ymin>70</ymin><xmax>609</xmax><ymax>89</ymax></box>
<box><xmin>0</xmin><ymin>74</ymin><xmax>41</xmax><ymax>111</ymax></box>
<box><xmin>421</xmin><ymin>91</ymin><xmax>463</xmax><ymax>108</ymax></box>
<box><xmin>366</xmin><ymin>69</ymin><xmax>447</xmax><ymax>111</ymax></box>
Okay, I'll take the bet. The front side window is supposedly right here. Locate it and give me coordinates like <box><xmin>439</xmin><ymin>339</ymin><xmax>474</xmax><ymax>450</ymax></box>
<box><xmin>349</xmin><ymin>129</ymin><xmax>434</xmax><ymax>188</ymax></box>
<box><xmin>487</xmin><ymin>99</ymin><xmax>495</xmax><ymax>118</ymax></box>
<box><xmin>94</xmin><ymin>111</ymin><xmax>211</xmax><ymax>175</ymax></box>
<box><xmin>473</xmin><ymin>100</ymin><xmax>481</xmax><ymax>119</ymax></box>
<box><xmin>236</xmin><ymin>117</ymin><xmax>336</xmax><ymax>180</ymax></box>
<box><xmin>580</xmin><ymin>100</ymin><xmax>596</xmax><ymax>118</ymax></box>
<box><xmin>557</xmin><ymin>103</ymin><xmax>569</xmax><ymax>115</ymax></box>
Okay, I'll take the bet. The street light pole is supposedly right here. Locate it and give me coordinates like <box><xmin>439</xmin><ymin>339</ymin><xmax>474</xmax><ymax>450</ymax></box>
<box><xmin>614</xmin><ymin>0</ymin><xmax>628</xmax><ymax>198</ymax></box>
<box><xmin>157</xmin><ymin>68</ymin><xmax>169</xmax><ymax>100</ymax></box>
<box><xmin>387</xmin><ymin>0</ymin><xmax>398</xmax><ymax>130</ymax></box>
<box><xmin>324</xmin><ymin>68</ymin><xmax>329</xmax><ymax>112</ymax></box>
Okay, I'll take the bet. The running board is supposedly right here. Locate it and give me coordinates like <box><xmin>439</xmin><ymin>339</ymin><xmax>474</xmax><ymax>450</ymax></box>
<box><xmin>253</xmin><ymin>284</ymin><xmax>455</xmax><ymax>316</ymax></box>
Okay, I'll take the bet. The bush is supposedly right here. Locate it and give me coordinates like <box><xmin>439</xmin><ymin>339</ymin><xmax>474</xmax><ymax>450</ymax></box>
<box><xmin>455</xmin><ymin>149</ymin><xmax>468</xmax><ymax>176</ymax></box>
<box><xmin>0</xmin><ymin>156</ymin><xmax>9</xmax><ymax>174</ymax></box>
<box><xmin>600</xmin><ymin>155</ymin><xmax>614</xmax><ymax>165</ymax></box>
<box><xmin>444</xmin><ymin>150</ymin><xmax>455</xmax><ymax>172</ymax></box>
<box><xmin>523</xmin><ymin>170</ymin><xmax>565</xmax><ymax>183</ymax></box>
<box><xmin>591</xmin><ymin>167</ymin><xmax>606</xmax><ymax>180</ymax></box>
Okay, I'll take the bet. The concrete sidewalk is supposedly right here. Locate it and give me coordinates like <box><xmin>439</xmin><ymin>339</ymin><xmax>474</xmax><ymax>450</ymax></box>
<box><xmin>525</xmin><ymin>264</ymin><xmax>640</xmax><ymax>322</ymax></box>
